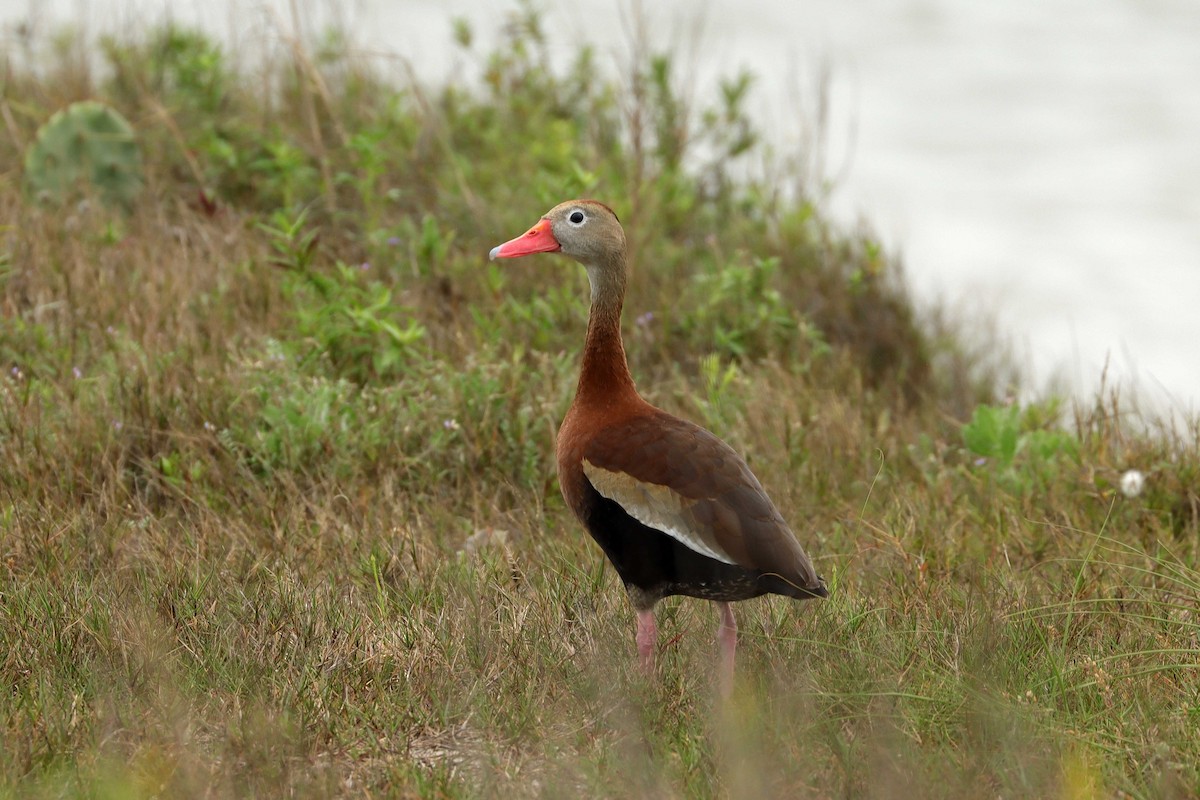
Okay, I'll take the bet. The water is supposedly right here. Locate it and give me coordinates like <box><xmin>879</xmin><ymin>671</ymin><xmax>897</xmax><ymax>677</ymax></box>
<box><xmin>6</xmin><ymin>0</ymin><xmax>1198</xmax><ymax>418</ymax></box>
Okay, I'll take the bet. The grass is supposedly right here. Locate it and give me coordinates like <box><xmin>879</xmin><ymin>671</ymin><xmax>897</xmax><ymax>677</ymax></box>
<box><xmin>2</xmin><ymin>6</ymin><xmax>1199</xmax><ymax>798</ymax></box>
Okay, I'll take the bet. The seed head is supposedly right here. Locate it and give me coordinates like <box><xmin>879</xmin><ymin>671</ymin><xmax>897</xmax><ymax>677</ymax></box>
<box><xmin>1120</xmin><ymin>469</ymin><xmax>1145</xmax><ymax>498</ymax></box>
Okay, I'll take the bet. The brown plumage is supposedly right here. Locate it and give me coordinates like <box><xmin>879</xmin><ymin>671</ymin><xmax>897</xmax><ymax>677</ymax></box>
<box><xmin>490</xmin><ymin>199</ymin><xmax>827</xmax><ymax>691</ymax></box>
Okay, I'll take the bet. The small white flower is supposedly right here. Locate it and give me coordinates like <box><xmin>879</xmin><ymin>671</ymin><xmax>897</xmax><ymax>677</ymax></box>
<box><xmin>1120</xmin><ymin>469</ymin><xmax>1145</xmax><ymax>498</ymax></box>
<box><xmin>443</xmin><ymin>418</ymin><xmax>460</xmax><ymax>431</ymax></box>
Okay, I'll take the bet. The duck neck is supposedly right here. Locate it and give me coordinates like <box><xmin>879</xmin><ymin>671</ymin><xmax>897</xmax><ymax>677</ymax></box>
<box><xmin>577</xmin><ymin>256</ymin><xmax>636</xmax><ymax>405</ymax></box>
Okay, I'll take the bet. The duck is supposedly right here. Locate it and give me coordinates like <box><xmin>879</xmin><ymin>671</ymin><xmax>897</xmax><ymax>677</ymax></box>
<box><xmin>489</xmin><ymin>199</ymin><xmax>828</xmax><ymax>691</ymax></box>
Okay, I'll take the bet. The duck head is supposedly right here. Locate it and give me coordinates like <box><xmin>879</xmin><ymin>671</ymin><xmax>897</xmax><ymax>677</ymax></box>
<box><xmin>490</xmin><ymin>200</ymin><xmax>625</xmax><ymax>271</ymax></box>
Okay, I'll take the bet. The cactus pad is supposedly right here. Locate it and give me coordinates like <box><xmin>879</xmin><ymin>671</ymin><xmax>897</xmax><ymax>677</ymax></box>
<box><xmin>24</xmin><ymin>101</ymin><xmax>144</xmax><ymax>208</ymax></box>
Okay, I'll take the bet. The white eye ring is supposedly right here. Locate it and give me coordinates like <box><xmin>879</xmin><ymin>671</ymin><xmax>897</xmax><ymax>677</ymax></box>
<box><xmin>567</xmin><ymin>209</ymin><xmax>587</xmax><ymax>226</ymax></box>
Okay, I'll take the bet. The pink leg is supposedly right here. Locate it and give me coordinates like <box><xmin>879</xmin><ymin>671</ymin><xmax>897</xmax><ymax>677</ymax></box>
<box><xmin>716</xmin><ymin>602</ymin><xmax>737</xmax><ymax>696</ymax></box>
<box><xmin>635</xmin><ymin>609</ymin><xmax>657</xmax><ymax>673</ymax></box>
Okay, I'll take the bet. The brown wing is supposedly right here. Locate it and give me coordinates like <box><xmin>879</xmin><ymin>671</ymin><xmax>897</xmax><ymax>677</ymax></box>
<box><xmin>582</xmin><ymin>409</ymin><xmax>824</xmax><ymax>592</ymax></box>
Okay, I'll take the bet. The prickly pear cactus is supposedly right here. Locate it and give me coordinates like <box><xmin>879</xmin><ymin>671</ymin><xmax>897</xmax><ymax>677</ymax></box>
<box><xmin>24</xmin><ymin>101</ymin><xmax>144</xmax><ymax>208</ymax></box>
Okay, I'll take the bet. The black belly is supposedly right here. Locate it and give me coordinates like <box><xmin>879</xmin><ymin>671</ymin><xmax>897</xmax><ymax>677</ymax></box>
<box><xmin>579</xmin><ymin>487</ymin><xmax>792</xmax><ymax>607</ymax></box>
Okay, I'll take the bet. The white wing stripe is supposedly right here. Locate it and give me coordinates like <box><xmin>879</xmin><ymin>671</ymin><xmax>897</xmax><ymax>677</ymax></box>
<box><xmin>641</xmin><ymin>519</ymin><xmax>736</xmax><ymax>564</ymax></box>
<box><xmin>582</xmin><ymin>460</ymin><xmax>737</xmax><ymax>565</ymax></box>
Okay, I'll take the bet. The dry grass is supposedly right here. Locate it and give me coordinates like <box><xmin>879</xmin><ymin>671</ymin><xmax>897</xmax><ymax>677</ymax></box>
<box><xmin>2</xmin><ymin>7</ymin><xmax>1199</xmax><ymax>798</ymax></box>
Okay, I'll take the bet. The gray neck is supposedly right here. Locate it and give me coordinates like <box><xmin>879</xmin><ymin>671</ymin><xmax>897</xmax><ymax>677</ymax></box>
<box><xmin>576</xmin><ymin>256</ymin><xmax>636</xmax><ymax>403</ymax></box>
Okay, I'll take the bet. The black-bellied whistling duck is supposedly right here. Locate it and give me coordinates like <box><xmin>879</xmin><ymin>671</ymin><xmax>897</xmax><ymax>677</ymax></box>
<box><xmin>490</xmin><ymin>200</ymin><xmax>828</xmax><ymax>690</ymax></box>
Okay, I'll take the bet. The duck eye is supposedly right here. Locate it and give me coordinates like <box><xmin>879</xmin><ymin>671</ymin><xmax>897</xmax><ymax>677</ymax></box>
<box><xmin>568</xmin><ymin>210</ymin><xmax>586</xmax><ymax>225</ymax></box>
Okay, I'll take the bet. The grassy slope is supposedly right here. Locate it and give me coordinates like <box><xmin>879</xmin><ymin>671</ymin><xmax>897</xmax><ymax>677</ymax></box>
<box><xmin>2</xmin><ymin>11</ymin><xmax>1199</xmax><ymax>799</ymax></box>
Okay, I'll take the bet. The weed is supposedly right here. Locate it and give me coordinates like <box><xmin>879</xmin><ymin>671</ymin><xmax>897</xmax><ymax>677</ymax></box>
<box><xmin>260</xmin><ymin>209</ymin><xmax>427</xmax><ymax>382</ymax></box>
<box><xmin>963</xmin><ymin>401</ymin><xmax>1079</xmax><ymax>494</ymax></box>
